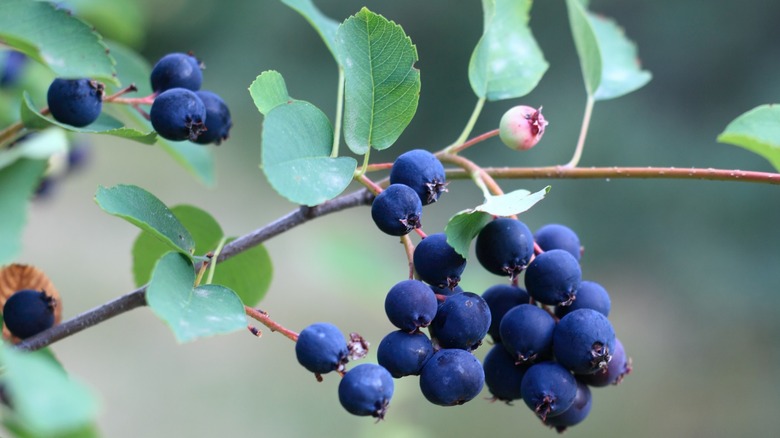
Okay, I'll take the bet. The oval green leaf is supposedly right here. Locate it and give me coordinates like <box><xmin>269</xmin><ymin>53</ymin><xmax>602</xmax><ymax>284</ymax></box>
<box><xmin>261</xmin><ymin>100</ymin><xmax>356</xmax><ymax>206</ymax></box>
<box><xmin>0</xmin><ymin>159</ymin><xmax>48</xmax><ymax>266</ymax></box>
<box><xmin>479</xmin><ymin>185</ymin><xmax>550</xmax><ymax>217</ymax></box>
<box><xmin>95</xmin><ymin>184</ymin><xmax>195</xmax><ymax>256</ymax></box>
<box><xmin>212</xmin><ymin>238</ymin><xmax>273</xmax><ymax>307</ymax></box>
<box><xmin>0</xmin><ymin>0</ymin><xmax>117</xmax><ymax>84</ymax></box>
<box><xmin>335</xmin><ymin>7</ymin><xmax>421</xmax><ymax>154</ymax></box>
<box><xmin>468</xmin><ymin>0</ymin><xmax>548</xmax><ymax>101</ymax></box>
<box><xmin>146</xmin><ymin>252</ymin><xmax>247</xmax><ymax>343</ymax></box>
<box><xmin>281</xmin><ymin>0</ymin><xmax>340</xmax><ymax>61</ymax></box>
<box><xmin>718</xmin><ymin>104</ymin><xmax>780</xmax><ymax>172</ymax></box>
<box><xmin>249</xmin><ymin>70</ymin><xmax>292</xmax><ymax>115</ymax></box>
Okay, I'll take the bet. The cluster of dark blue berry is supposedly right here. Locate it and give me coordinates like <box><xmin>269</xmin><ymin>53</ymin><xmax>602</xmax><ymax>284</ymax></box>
<box><xmin>2</xmin><ymin>290</ymin><xmax>57</xmax><ymax>340</ymax></box>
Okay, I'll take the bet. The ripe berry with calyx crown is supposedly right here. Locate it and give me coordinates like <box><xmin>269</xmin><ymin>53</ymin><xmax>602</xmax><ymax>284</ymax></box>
<box><xmin>475</xmin><ymin>217</ymin><xmax>535</xmax><ymax>278</ymax></box>
<box><xmin>370</xmin><ymin>184</ymin><xmax>423</xmax><ymax>236</ymax></box>
<box><xmin>193</xmin><ymin>90</ymin><xmax>232</xmax><ymax>145</ymax></box>
<box><xmin>3</xmin><ymin>289</ymin><xmax>56</xmax><ymax>339</ymax></box>
<box><xmin>419</xmin><ymin>348</ymin><xmax>485</xmax><ymax>406</ymax></box>
<box><xmin>524</xmin><ymin>249</ymin><xmax>582</xmax><ymax>306</ymax></box>
<box><xmin>428</xmin><ymin>292</ymin><xmax>491</xmax><ymax>351</ymax></box>
<box><xmin>389</xmin><ymin>149</ymin><xmax>447</xmax><ymax>205</ymax></box>
<box><xmin>294</xmin><ymin>322</ymin><xmax>349</xmax><ymax>376</ymax></box>
<box><xmin>46</xmin><ymin>78</ymin><xmax>104</xmax><ymax>127</ymax></box>
<box><xmin>338</xmin><ymin>363</ymin><xmax>394</xmax><ymax>419</ymax></box>
<box><xmin>384</xmin><ymin>279</ymin><xmax>438</xmax><ymax>332</ymax></box>
<box><xmin>553</xmin><ymin>308</ymin><xmax>616</xmax><ymax>375</ymax></box>
<box><xmin>150</xmin><ymin>88</ymin><xmax>207</xmax><ymax>141</ymax></box>
<box><xmin>150</xmin><ymin>52</ymin><xmax>203</xmax><ymax>93</ymax></box>
<box><xmin>377</xmin><ymin>330</ymin><xmax>434</xmax><ymax>378</ymax></box>
<box><xmin>499</xmin><ymin>105</ymin><xmax>548</xmax><ymax>151</ymax></box>
<box><xmin>521</xmin><ymin>361</ymin><xmax>578</xmax><ymax>422</ymax></box>
<box><xmin>413</xmin><ymin>233</ymin><xmax>467</xmax><ymax>290</ymax></box>
<box><xmin>544</xmin><ymin>380</ymin><xmax>593</xmax><ymax>432</ymax></box>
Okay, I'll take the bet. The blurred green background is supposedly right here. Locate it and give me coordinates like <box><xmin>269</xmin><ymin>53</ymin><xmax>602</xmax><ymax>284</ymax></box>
<box><xmin>7</xmin><ymin>0</ymin><xmax>780</xmax><ymax>436</ymax></box>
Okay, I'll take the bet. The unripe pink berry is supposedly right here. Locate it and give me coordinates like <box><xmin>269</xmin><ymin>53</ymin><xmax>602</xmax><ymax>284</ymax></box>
<box><xmin>498</xmin><ymin>106</ymin><xmax>548</xmax><ymax>151</ymax></box>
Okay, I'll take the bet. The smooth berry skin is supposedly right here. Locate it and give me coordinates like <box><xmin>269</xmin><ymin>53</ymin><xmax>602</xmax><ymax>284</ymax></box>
<box><xmin>525</xmin><ymin>249</ymin><xmax>582</xmax><ymax>306</ymax></box>
<box><xmin>544</xmin><ymin>380</ymin><xmax>593</xmax><ymax>432</ymax></box>
<box><xmin>553</xmin><ymin>309</ymin><xmax>616</xmax><ymax>375</ymax></box>
<box><xmin>534</xmin><ymin>223</ymin><xmax>581</xmax><ymax>261</ymax></box>
<box><xmin>499</xmin><ymin>105</ymin><xmax>547</xmax><ymax>151</ymax></box>
<box><xmin>371</xmin><ymin>184</ymin><xmax>423</xmax><ymax>236</ymax></box>
<box><xmin>193</xmin><ymin>91</ymin><xmax>232</xmax><ymax>145</ymax></box>
<box><xmin>294</xmin><ymin>322</ymin><xmax>349</xmax><ymax>375</ymax></box>
<box><xmin>384</xmin><ymin>279</ymin><xmax>438</xmax><ymax>332</ymax></box>
<box><xmin>419</xmin><ymin>349</ymin><xmax>485</xmax><ymax>406</ymax></box>
<box><xmin>3</xmin><ymin>290</ymin><xmax>56</xmax><ymax>339</ymax></box>
<box><xmin>555</xmin><ymin>280</ymin><xmax>611</xmax><ymax>319</ymax></box>
<box><xmin>377</xmin><ymin>330</ymin><xmax>434</xmax><ymax>378</ymax></box>
<box><xmin>150</xmin><ymin>88</ymin><xmax>206</xmax><ymax>141</ymax></box>
<box><xmin>499</xmin><ymin>304</ymin><xmax>556</xmax><ymax>364</ymax></box>
<box><xmin>428</xmin><ymin>292</ymin><xmax>491</xmax><ymax>351</ymax></box>
<box><xmin>521</xmin><ymin>361</ymin><xmax>578</xmax><ymax>421</ymax></box>
<box><xmin>481</xmin><ymin>284</ymin><xmax>530</xmax><ymax>343</ymax></box>
<box><xmin>430</xmin><ymin>284</ymin><xmax>463</xmax><ymax>298</ymax></box>
<box><xmin>150</xmin><ymin>52</ymin><xmax>202</xmax><ymax>93</ymax></box>
<box><xmin>47</xmin><ymin>78</ymin><xmax>103</xmax><ymax>127</ymax></box>
<box><xmin>1</xmin><ymin>51</ymin><xmax>27</xmax><ymax>87</ymax></box>
<box><xmin>389</xmin><ymin>149</ymin><xmax>447</xmax><ymax>205</ymax></box>
<box><xmin>579</xmin><ymin>338</ymin><xmax>630</xmax><ymax>387</ymax></box>
<box><xmin>483</xmin><ymin>344</ymin><xmax>530</xmax><ymax>402</ymax></box>
<box><xmin>413</xmin><ymin>233</ymin><xmax>467</xmax><ymax>290</ymax></box>
<box><xmin>338</xmin><ymin>363</ymin><xmax>394</xmax><ymax>419</ymax></box>
<box><xmin>476</xmin><ymin>218</ymin><xmax>535</xmax><ymax>278</ymax></box>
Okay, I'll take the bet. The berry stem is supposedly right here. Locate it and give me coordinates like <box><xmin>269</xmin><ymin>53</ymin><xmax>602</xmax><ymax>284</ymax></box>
<box><xmin>401</xmin><ymin>235</ymin><xmax>416</xmax><ymax>280</ymax></box>
<box><xmin>102</xmin><ymin>84</ymin><xmax>139</xmax><ymax>102</ymax></box>
<box><xmin>446</xmin><ymin>129</ymin><xmax>500</xmax><ymax>155</ymax></box>
<box><xmin>205</xmin><ymin>237</ymin><xmax>228</xmax><ymax>285</ymax></box>
<box><xmin>106</xmin><ymin>94</ymin><xmax>156</xmax><ymax>106</ymax></box>
<box><xmin>331</xmin><ymin>67</ymin><xmax>345</xmax><ymax>158</ymax></box>
<box><xmin>364</xmin><ymin>162</ymin><xmax>394</xmax><ymax>172</ymax></box>
<box><xmin>0</xmin><ymin>122</ymin><xmax>25</xmax><ymax>149</ymax></box>
<box><xmin>445</xmin><ymin>97</ymin><xmax>486</xmax><ymax>154</ymax></box>
<box><xmin>244</xmin><ymin>306</ymin><xmax>299</xmax><ymax>342</ymax></box>
<box><xmin>564</xmin><ymin>95</ymin><xmax>595</xmax><ymax>168</ymax></box>
<box><xmin>355</xmin><ymin>173</ymin><xmax>384</xmax><ymax>195</ymax></box>
<box><xmin>438</xmin><ymin>152</ymin><xmax>505</xmax><ymax>196</ymax></box>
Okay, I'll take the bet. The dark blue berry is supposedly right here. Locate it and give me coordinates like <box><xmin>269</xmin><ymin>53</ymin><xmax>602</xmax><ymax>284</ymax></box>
<box><xmin>521</xmin><ymin>361</ymin><xmax>578</xmax><ymax>421</ymax></box>
<box><xmin>150</xmin><ymin>88</ymin><xmax>206</xmax><ymax>141</ymax></box>
<box><xmin>193</xmin><ymin>90</ymin><xmax>232</xmax><ymax>145</ymax></box>
<box><xmin>1</xmin><ymin>51</ymin><xmax>27</xmax><ymax>87</ymax></box>
<box><xmin>430</xmin><ymin>284</ymin><xmax>463</xmax><ymax>298</ymax></box>
<box><xmin>524</xmin><ymin>249</ymin><xmax>581</xmax><ymax>306</ymax></box>
<box><xmin>579</xmin><ymin>338</ymin><xmax>630</xmax><ymax>387</ymax></box>
<box><xmin>384</xmin><ymin>279</ymin><xmax>438</xmax><ymax>332</ymax></box>
<box><xmin>476</xmin><ymin>218</ymin><xmax>534</xmax><ymax>278</ymax></box>
<box><xmin>481</xmin><ymin>284</ymin><xmax>530</xmax><ymax>343</ymax></box>
<box><xmin>419</xmin><ymin>349</ymin><xmax>484</xmax><ymax>406</ymax></box>
<box><xmin>46</xmin><ymin>78</ymin><xmax>104</xmax><ymax>127</ymax></box>
<box><xmin>483</xmin><ymin>344</ymin><xmax>530</xmax><ymax>402</ymax></box>
<box><xmin>553</xmin><ymin>309</ymin><xmax>616</xmax><ymax>375</ymax></box>
<box><xmin>499</xmin><ymin>304</ymin><xmax>556</xmax><ymax>364</ymax></box>
<box><xmin>544</xmin><ymin>380</ymin><xmax>592</xmax><ymax>432</ymax></box>
<box><xmin>428</xmin><ymin>292</ymin><xmax>490</xmax><ymax>351</ymax></box>
<box><xmin>338</xmin><ymin>363</ymin><xmax>394</xmax><ymax>419</ymax></box>
<box><xmin>413</xmin><ymin>233</ymin><xmax>466</xmax><ymax>290</ymax></box>
<box><xmin>377</xmin><ymin>330</ymin><xmax>434</xmax><ymax>378</ymax></box>
<box><xmin>534</xmin><ymin>224</ymin><xmax>581</xmax><ymax>261</ymax></box>
<box><xmin>294</xmin><ymin>322</ymin><xmax>349</xmax><ymax>375</ymax></box>
<box><xmin>389</xmin><ymin>149</ymin><xmax>447</xmax><ymax>205</ymax></box>
<box><xmin>371</xmin><ymin>184</ymin><xmax>423</xmax><ymax>236</ymax></box>
<box><xmin>3</xmin><ymin>290</ymin><xmax>56</xmax><ymax>339</ymax></box>
<box><xmin>555</xmin><ymin>280</ymin><xmax>611</xmax><ymax>319</ymax></box>
<box><xmin>150</xmin><ymin>52</ymin><xmax>202</xmax><ymax>93</ymax></box>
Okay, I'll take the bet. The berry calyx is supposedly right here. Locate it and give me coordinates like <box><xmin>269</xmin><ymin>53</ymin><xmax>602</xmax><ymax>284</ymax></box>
<box><xmin>389</xmin><ymin>149</ymin><xmax>448</xmax><ymax>205</ymax></box>
<box><xmin>499</xmin><ymin>105</ymin><xmax>548</xmax><ymax>151</ymax></box>
<box><xmin>338</xmin><ymin>363</ymin><xmax>394</xmax><ymax>419</ymax></box>
<box><xmin>3</xmin><ymin>289</ymin><xmax>56</xmax><ymax>339</ymax></box>
<box><xmin>150</xmin><ymin>88</ymin><xmax>207</xmax><ymax>141</ymax></box>
<box><xmin>46</xmin><ymin>78</ymin><xmax>104</xmax><ymax>127</ymax></box>
<box><xmin>193</xmin><ymin>90</ymin><xmax>232</xmax><ymax>145</ymax></box>
<box><xmin>370</xmin><ymin>184</ymin><xmax>423</xmax><ymax>236</ymax></box>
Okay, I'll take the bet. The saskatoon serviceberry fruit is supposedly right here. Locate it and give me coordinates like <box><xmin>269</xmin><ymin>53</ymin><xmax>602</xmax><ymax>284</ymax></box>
<box><xmin>150</xmin><ymin>52</ymin><xmax>202</xmax><ymax>93</ymax></box>
<box><xmin>553</xmin><ymin>308</ymin><xmax>616</xmax><ymax>375</ymax></box>
<box><xmin>384</xmin><ymin>279</ymin><xmax>438</xmax><ymax>332</ymax></box>
<box><xmin>521</xmin><ymin>361</ymin><xmax>578</xmax><ymax>421</ymax></box>
<box><xmin>475</xmin><ymin>218</ymin><xmax>534</xmax><ymax>278</ymax></box>
<box><xmin>389</xmin><ymin>149</ymin><xmax>447</xmax><ymax>205</ymax></box>
<box><xmin>481</xmin><ymin>284</ymin><xmax>530</xmax><ymax>343</ymax></box>
<box><xmin>370</xmin><ymin>184</ymin><xmax>423</xmax><ymax>236</ymax></box>
<box><xmin>3</xmin><ymin>289</ymin><xmax>56</xmax><ymax>339</ymax></box>
<box><xmin>1</xmin><ymin>51</ymin><xmax>27</xmax><ymax>87</ymax></box>
<box><xmin>377</xmin><ymin>330</ymin><xmax>434</xmax><ymax>378</ymax></box>
<box><xmin>47</xmin><ymin>78</ymin><xmax>104</xmax><ymax>127</ymax></box>
<box><xmin>483</xmin><ymin>343</ymin><xmax>530</xmax><ymax>403</ymax></box>
<box><xmin>555</xmin><ymin>280</ymin><xmax>611</xmax><ymax>319</ymax></box>
<box><xmin>338</xmin><ymin>363</ymin><xmax>394</xmax><ymax>419</ymax></box>
<box><xmin>150</xmin><ymin>88</ymin><xmax>206</xmax><ymax>141</ymax></box>
<box><xmin>294</xmin><ymin>322</ymin><xmax>349</xmax><ymax>376</ymax></box>
<box><xmin>419</xmin><ymin>349</ymin><xmax>485</xmax><ymax>406</ymax></box>
<box><xmin>499</xmin><ymin>304</ymin><xmax>556</xmax><ymax>364</ymax></box>
<box><xmin>524</xmin><ymin>249</ymin><xmax>582</xmax><ymax>306</ymax></box>
<box><xmin>534</xmin><ymin>223</ymin><xmax>581</xmax><ymax>261</ymax></box>
<box><xmin>428</xmin><ymin>292</ymin><xmax>491</xmax><ymax>351</ymax></box>
<box><xmin>430</xmin><ymin>284</ymin><xmax>463</xmax><ymax>298</ymax></box>
<box><xmin>413</xmin><ymin>233</ymin><xmax>466</xmax><ymax>290</ymax></box>
<box><xmin>544</xmin><ymin>380</ymin><xmax>593</xmax><ymax>432</ymax></box>
<box><xmin>579</xmin><ymin>337</ymin><xmax>631</xmax><ymax>387</ymax></box>
<box><xmin>193</xmin><ymin>90</ymin><xmax>232</xmax><ymax>145</ymax></box>
<box><xmin>499</xmin><ymin>105</ymin><xmax>548</xmax><ymax>151</ymax></box>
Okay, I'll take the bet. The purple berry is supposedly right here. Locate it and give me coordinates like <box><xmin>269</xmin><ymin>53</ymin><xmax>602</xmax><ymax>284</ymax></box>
<box><xmin>150</xmin><ymin>52</ymin><xmax>202</xmax><ymax>93</ymax></box>
<box><xmin>47</xmin><ymin>78</ymin><xmax>104</xmax><ymax>127</ymax></box>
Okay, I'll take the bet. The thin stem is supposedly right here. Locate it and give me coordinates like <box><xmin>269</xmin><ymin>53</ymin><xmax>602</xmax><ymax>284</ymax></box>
<box><xmin>205</xmin><ymin>237</ymin><xmax>228</xmax><ymax>285</ymax></box>
<box><xmin>331</xmin><ymin>67</ymin><xmax>345</xmax><ymax>158</ymax></box>
<box><xmin>355</xmin><ymin>173</ymin><xmax>383</xmax><ymax>195</ymax></box>
<box><xmin>401</xmin><ymin>235</ymin><xmax>416</xmax><ymax>280</ymax></box>
<box><xmin>364</xmin><ymin>162</ymin><xmax>393</xmax><ymax>173</ymax></box>
<box><xmin>245</xmin><ymin>307</ymin><xmax>299</xmax><ymax>342</ymax></box>
<box><xmin>565</xmin><ymin>96</ymin><xmax>595</xmax><ymax>168</ymax></box>
<box><xmin>446</xmin><ymin>129</ymin><xmax>500</xmax><ymax>155</ymax></box>
<box><xmin>357</xmin><ymin>148</ymin><xmax>372</xmax><ymax>177</ymax></box>
<box><xmin>194</xmin><ymin>261</ymin><xmax>209</xmax><ymax>287</ymax></box>
<box><xmin>103</xmin><ymin>84</ymin><xmax>139</xmax><ymax>102</ymax></box>
<box><xmin>0</xmin><ymin>122</ymin><xmax>25</xmax><ymax>149</ymax></box>
<box><xmin>438</xmin><ymin>153</ymin><xmax>504</xmax><ymax>196</ymax></box>
<box><xmin>445</xmin><ymin>97</ymin><xmax>487</xmax><ymax>154</ymax></box>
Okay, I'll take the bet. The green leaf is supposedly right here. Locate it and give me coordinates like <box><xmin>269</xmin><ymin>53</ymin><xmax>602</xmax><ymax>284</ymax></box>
<box><xmin>146</xmin><ymin>252</ymin><xmax>246</xmax><ymax>343</ymax></box>
<box><xmin>95</xmin><ymin>184</ymin><xmax>195</xmax><ymax>256</ymax></box>
<box><xmin>0</xmin><ymin>127</ymin><xmax>68</xmax><ymax>171</ymax></box>
<box><xmin>468</xmin><ymin>0</ymin><xmax>548</xmax><ymax>101</ymax></box>
<box><xmin>0</xmin><ymin>345</ymin><xmax>100</xmax><ymax>436</ymax></box>
<box><xmin>132</xmin><ymin>205</ymin><xmax>223</xmax><ymax>287</ymax></box>
<box><xmin>0</xmin><ymin>0</ymin><xmax>117</xmax><ymax>84</ymax></box>
<box><xmin>212</xmin><ymin>238</ymin><xmax>273</xmax><ymax>306</ymax></box>
<box><xmin>20</xmin><ymin>92</ymin><xmax>157</xmax><ymax>144</ymax></box>
<box><xmin>479</xmin><ymin>185</ymin><xmax>551</xmax><ymax>217</ymax></box>
<box><xmin>261</xmin><ymin>101</ymin><xmax>357</xmax><ymax>206</ymax></box>
<box><xmin>280</xmin><ymin>0</ymin><xmax>339</xmax><ymax>61</ymax></box>
<box><xmin>335</xmin><ymin>8</ymin><xmax>421</xmax><ymax>154</ymax></box>
<box><xmin>0</xmin><ymin>159</ymin><xmax>47</xmax><ymax>265</ymax></box>
<box><xmin>566</xmin><ymin>0</ymin><xmax>651</xmax><ymax>100</ymax></box>
<box><xmin>717</xmin><ymin>104</ymin><xmax>780</xmax><ymax>172</ymax></box>
<box><xmin>63</xmin><ymin>0</ymin><xmax>147</xmax><ymax>48</ymax></box>
<box><xmin>249</xmin><ymin>70</ymin><xmax>292</xmax><ymax>115</ymax></box>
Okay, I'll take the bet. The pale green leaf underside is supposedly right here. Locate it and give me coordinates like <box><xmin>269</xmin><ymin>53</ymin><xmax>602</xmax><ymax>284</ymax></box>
<box><xmin>146</xmin><ymin>252</ymin><xmax>246</xmax><ymax>343</ymax></box>
<box><xmin>0</xmin><ymin>159</ymin><xmax>47</xmax><ymax>266</ymax></box>
<box><xmin>0</xmin><ymin>128</ymin><xmax>68</xmax><ymax>171</ymax></box>
<box><xmin>281</xmin><ymin>0</ymin><xmax>340</xmax><ymax>61</ymax></box>
<box><xmin>718</xmin><ymin>104</ymin><xmax>780</xmax><ymax>172</ymax></box>
<box><xmin>480</xmin><ymin>185</ymin><xmax>551</xmax><ymax>217</ymax></box>
<box><xmin>0</xmin><ymin>0</ymin><xmax>117</xmax><ymax>84</ymax></box>
<box><xmin>469</xmin><ymin>0</ymin><xmax>548</xmax><ymax>101</ymax></box>
<box><xmin>249</xmin><ymin>70</ymin><xmax>292</xmax><ymax>115</ymax></box>
<box><xmin>336</xmin><ymin>7</ymin><xmax>420</xmax><ymax>154</ymax></box>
